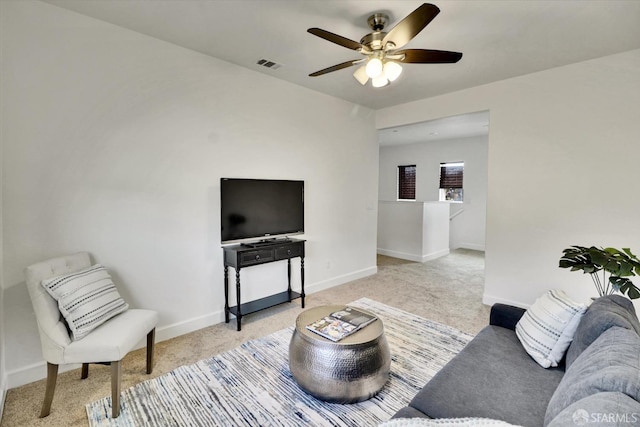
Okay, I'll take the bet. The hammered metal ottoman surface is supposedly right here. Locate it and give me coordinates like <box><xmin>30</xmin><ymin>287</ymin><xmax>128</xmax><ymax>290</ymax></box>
<box><xmin>289</xmin><ymin>305</ymin><xmax>391</xmax><ymax>403</ymax></box>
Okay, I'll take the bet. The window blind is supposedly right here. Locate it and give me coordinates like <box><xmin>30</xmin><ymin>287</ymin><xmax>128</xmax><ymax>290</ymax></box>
<box><xmin>398</xmin><ymin>165</ymin><xmax>416</xmax><ymax>200</ymax></box>
<box><xmin>439</xmin><ymin>163</ymin><xmax>463</xmax><ymax>189</ymax></box>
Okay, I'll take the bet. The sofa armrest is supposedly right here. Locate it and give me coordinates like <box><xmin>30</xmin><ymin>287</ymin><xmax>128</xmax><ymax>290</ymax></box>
<box><xmin>490</xmin><ymin>303</ymin><xmax>527</xmax><ymax>330</ymax></box>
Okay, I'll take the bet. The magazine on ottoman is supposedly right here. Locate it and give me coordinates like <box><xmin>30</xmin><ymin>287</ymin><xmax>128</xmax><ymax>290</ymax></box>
<box><xmin>306</xmin><ymin>307</ymin><xmax>377</xmax><ymax>342</ymax></box>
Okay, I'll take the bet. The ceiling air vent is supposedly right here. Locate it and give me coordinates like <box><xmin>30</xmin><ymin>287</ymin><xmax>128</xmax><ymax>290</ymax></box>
<box><xmin>256</xmin><ymin>58</ymin><xmax>282</xmax><ymax>70</ymax></box>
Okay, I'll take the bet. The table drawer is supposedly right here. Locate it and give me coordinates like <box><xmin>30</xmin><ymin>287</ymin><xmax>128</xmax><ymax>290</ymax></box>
<box><xmin>275</xmin><ymin>243</ymin><xmax>303</xmax><ymax>260</ymax></box>
<box><xmin>240</xmin><ymin>249</ymin><xmax>274</xmax><ymax>266</ymax></box>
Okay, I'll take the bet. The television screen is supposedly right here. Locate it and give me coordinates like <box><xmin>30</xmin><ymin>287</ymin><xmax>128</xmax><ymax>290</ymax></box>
<box><xmin>220</xmin><ymin>178</ymin><xmax>304</xmax><ymax>244</ymax></box>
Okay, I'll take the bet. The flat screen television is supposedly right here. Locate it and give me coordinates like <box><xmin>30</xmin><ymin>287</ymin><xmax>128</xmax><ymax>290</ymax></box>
<box><xmin>220</xmin><ymin>178</ymin><xmax>304</xmax><ymax>245</ymax></box>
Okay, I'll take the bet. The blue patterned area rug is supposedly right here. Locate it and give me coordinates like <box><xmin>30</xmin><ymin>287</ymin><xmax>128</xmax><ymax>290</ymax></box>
<box><xmin>86</xmin><ymin>298</ymin><xmax>473</xmax><ymax>427</ymax></box>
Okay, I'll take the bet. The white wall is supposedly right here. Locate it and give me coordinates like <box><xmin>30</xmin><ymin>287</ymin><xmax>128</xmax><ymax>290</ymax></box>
<box><xmin>1</xmin><ymin>1</ymin><xmax>379</xmax><ymax>388</ymax></box>
<box><xmin>377</xmin><ymin>49</ymin><xmax>640</xmax><ymax>308</ymax></box>
<box><xmin>377</xmin><ymin>201</ymin><xmax>449</xmax><ymax>262</ymax></box>
<box><xmin>378</xmin><ymin>135</ymin><xmax>488</xmax><ymax>250</ymax></box>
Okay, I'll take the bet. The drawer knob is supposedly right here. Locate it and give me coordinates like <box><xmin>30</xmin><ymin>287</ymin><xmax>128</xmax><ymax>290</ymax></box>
<box><xmin>255</xmin><ymin>255</ymin><xmax>260</xmax><ymax>260</ymax></box>
<box><xmin>287</xmin><ymin>250</ymin><xmax>292</xmax><ymax>255</ymax></box>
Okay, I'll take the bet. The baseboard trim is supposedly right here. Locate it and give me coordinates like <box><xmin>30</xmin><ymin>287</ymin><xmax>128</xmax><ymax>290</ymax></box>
<box><xmin>155</xmin><ymin>311</ymin><xmax>223</xmax><ymax>343</ymax></box>
<box><xmin>458</xmin><ymin>243</ymin><xmax>485</xmax><ymax>252</ymax></box>
<box><xmin>5</xmin><ymin>314</ymin><xmax>226</xmax><ymax>390</ymax></box>
<box><xmin>377</xmin><ymin>248</ymin><xmax>421</xmax><ymax>262</ymax></box>
<box><xmin>5</xmin><ymin>267</ymin><xmax>377</xmax><ymax>389</ymax></box>
<box><xmin>6</xmin><ymin>361</ymin><xmax>81</xmax><ymax>390</ymax></box>
<box><xmin>377</xmin><ymin>248</ymin><xmax>450</xmax><ymax>263</ymax></box>
<box><xmin>420</xmin><ymin>249</ymin><xmax>450</xmax><ymax>262</ymax></box>
<box><xmin>482</xmin><ymin>293</ymin><xmax>529</xmax><ymax>309</ymax></box>
<box><xmin>304</xmin><ymin>266</ymin><xmax>377</xmax><ymax>295</ymax></box>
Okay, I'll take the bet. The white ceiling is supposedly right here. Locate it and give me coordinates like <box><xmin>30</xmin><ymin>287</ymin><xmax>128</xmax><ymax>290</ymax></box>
<box><xmin>44</xmin><ymin>0</ymin><xmax>640</xmax><ymax>112</ymax></box>
<box><xmin>378</xmin><ymin>110</ymin><xmax>489</xmax><ymax>146</ymax></box>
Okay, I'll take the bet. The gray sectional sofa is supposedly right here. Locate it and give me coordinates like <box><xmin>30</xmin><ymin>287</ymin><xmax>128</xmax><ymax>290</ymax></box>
<box><xmin>393</xmin><ymin>295</ymin><xmax>640</xmax><ymax>426</ymax></box>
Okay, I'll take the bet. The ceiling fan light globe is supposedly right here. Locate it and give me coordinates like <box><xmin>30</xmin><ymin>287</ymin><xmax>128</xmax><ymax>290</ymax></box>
<box><xmin>372</xmin><ymin>75</ymin><xmax>389</xmax><ymax>88</ymax></box>
<box><xmin>384</xmin><ymin>61</ymin><xmax>403</xmax><ymax>82</ymax></box>
<box><xmin>365</xmin><ymin>57</ymin><xmax>383</xmax><ymax>78</ymax></box>
<box><xmin>353</xmin><ymin>65</ymin><xmax>369</xmax><ymax>85</ymax></box>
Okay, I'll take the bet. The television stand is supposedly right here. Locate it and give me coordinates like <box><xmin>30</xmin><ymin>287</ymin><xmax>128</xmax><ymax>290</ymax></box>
<box><xmin>223</xmin><ymin>238</ymin><xmax>305</xmax><ymax>331</ymax></box>
<box><xmin>241</xmin><ymin>238</ymin><xmax>292</xmax><ymax>248</ymax></box>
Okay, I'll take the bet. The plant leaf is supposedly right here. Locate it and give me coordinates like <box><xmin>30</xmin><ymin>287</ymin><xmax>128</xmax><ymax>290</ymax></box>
<box><xmin>627</xmin><ymin>286</ymin><xmax>640</xmax><ymax>300</ymax></box>
<box><xmin>589</xmin><ymin>248</ymin><xmax>609</xmax><ymax>267</ymax></box>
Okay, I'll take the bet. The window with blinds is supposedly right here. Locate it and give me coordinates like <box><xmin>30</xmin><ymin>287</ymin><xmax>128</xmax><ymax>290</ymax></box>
<box><xmin>397</xmin><ymin>165</ymin><xmax>416</xmax><ymax>200</ymax></box>
<box><xmin>439</xmin><ymin>162</ymin><xmax>464</xmax><ymax>202</ymax></box>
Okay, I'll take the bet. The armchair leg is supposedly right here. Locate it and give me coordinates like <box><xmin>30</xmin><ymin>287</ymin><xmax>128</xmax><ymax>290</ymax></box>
<box><xmin>40</xmin><ymin>363</ymin><xmax>58</xmax><ymax>418</ymax></box>
<box><xmin>146</xmin><ymin>328</ymin><xmax>156</xmax><ymax>374</ymax></box>
<box><xmin>111</xmin><ymin>360</ymin><xmax>122</xmax><ymax>418</ymax></box>
<box><xmin>81</xmin><ymin>363</ymin><xmax>89</xmax><ymax>379</ymax></box>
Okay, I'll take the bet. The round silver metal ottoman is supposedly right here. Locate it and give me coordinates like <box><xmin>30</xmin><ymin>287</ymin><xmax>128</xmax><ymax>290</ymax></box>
<box><xmin>289</xmin><ymin>305</ymin><xmax>391</xmax><ymax>403</ymax></box>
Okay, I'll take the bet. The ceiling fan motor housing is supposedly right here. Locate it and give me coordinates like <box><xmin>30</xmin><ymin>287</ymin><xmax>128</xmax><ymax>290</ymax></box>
<box><xmin>367</xmin><ymin>13</ymin><xmax>389</xmax><ymax>31</ymax></box>
<box><xmin>362</xmin><ymin>13</ymin><xmax>391</xmax><ymax>51</ymax></box>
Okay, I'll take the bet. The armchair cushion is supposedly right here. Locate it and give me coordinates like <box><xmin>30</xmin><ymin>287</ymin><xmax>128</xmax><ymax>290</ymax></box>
<box><xmin>41</xmin><ymin>264</ymin><xmax>128</xmax><ymax>341</ymax></box>
<box><xmin>61</xmin><ymin>308</ymin><xmax>159</xmax><ymax>364</ymax></box>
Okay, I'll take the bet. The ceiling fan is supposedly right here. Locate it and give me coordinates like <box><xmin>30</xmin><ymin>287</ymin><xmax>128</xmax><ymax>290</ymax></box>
<box><xmin>307</xmin><ymin>3</ymin><xmax>462</xmax><ymax>88</ymax></box>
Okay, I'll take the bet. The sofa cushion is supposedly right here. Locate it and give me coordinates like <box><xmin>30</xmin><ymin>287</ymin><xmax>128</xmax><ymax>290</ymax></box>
<box><xmin>41</xmin><ymin>264</ymin><xmax>129</xmax><ymax>341</ymax></box>
<box><xmin>565</xmin><ymin>295</ymin><xmax>640</xmax><ymax>369</ymax></box>
<box><xmin>392</xmin><ymin>406</ymin><xmax>431</xmax><ymax>420</ymax></box>
<box><xmin>547</xmin><ymin>392</ymin><xmax>640</xmax><ymax>427</ymax></box>
<box><xmin>515</xmin><ymin>290</ymin><xmax>587</xmax><ymax>368</ymax></box>
<box><xmin>409</xmin><ymin>325</ymin><xmax>564</xmax><ymax>427</ymax></box>
<box><xmin>544</xmin><ymin>326</ymin><xmax>640</xmax><ymax>426</ymax></box>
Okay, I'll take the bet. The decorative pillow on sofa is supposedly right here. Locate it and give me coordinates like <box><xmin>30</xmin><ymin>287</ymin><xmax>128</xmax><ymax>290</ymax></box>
<box><xmin>515</xmin><ymin>289</ymin><xmax>587</xmax><ymax>368</ymax></box>
<box><xmin>41</xmin><ymin>264</ymin><xmax>129</xmax><ymax>341</ymax></box>
<box><xmin>564</xmin><ymin>294</ymin><xmax>640</xmax><ymax>369</ymax></box>
<box><xmin>547</xmin><ymin>392</ymin><xmax>640</xmax><ymax>427</ymax></box>
<box><xmin>543</xmin><ymin>326</ymin><xmax>640</xmax><ymax>426</ymax></box>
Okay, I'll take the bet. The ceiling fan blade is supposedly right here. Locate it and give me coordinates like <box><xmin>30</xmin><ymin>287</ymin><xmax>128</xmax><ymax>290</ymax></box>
<box><xmin>309</xmin><ymin>60</ymin><xmax>361</xmax><ymax>77</ymax></box>
<box><xmin>382</xmin><ymin>3</ymin><xmax>440</xmax><ymax>50</ymax></box>
<box><xmin>307</xmin><ymin>28</ymin><xmax>366</xmax><ymax>52</ymax></box>
<box><xmin>396</xmin><ymin>49</ymin><xmax>463</xmax><ymax>63</ymax></box>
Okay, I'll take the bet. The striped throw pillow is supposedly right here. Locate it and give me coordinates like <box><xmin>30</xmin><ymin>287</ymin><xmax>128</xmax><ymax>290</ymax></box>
<box><xmin>515</xmin><ymin>289</ymin><xmax>587</xmax><ymax>368</ymax></box>
<box><xmin>41</xmin><ymin>264</ymin><xmax>129</xmax><ymax>341</ymax></box>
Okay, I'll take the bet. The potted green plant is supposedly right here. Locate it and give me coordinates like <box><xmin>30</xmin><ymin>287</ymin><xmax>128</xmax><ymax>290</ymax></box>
<box><xmin>559</xmin><ymin>246</ymin><xmax>640</xmax><ymax>299</ymax></box>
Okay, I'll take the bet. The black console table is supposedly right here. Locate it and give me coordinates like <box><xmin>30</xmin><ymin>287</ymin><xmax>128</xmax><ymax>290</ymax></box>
<box><xmin>223</xmin><ymin>239</ymin><xmax>305</xmax><ymax>331</ymax></box>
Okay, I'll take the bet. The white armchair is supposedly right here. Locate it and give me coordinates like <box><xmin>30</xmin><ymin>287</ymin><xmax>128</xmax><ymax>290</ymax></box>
<box><xmin>25</xmin><ymin>252</ymin><xmax>159</xmax><ymax>418</ymax></box>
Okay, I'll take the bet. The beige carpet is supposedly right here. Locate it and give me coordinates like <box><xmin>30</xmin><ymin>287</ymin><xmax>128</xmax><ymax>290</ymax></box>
<box><xmin>1</xmin><ymin>250</ymin><xmax>488</xmax><ymax>427</ymax></box>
